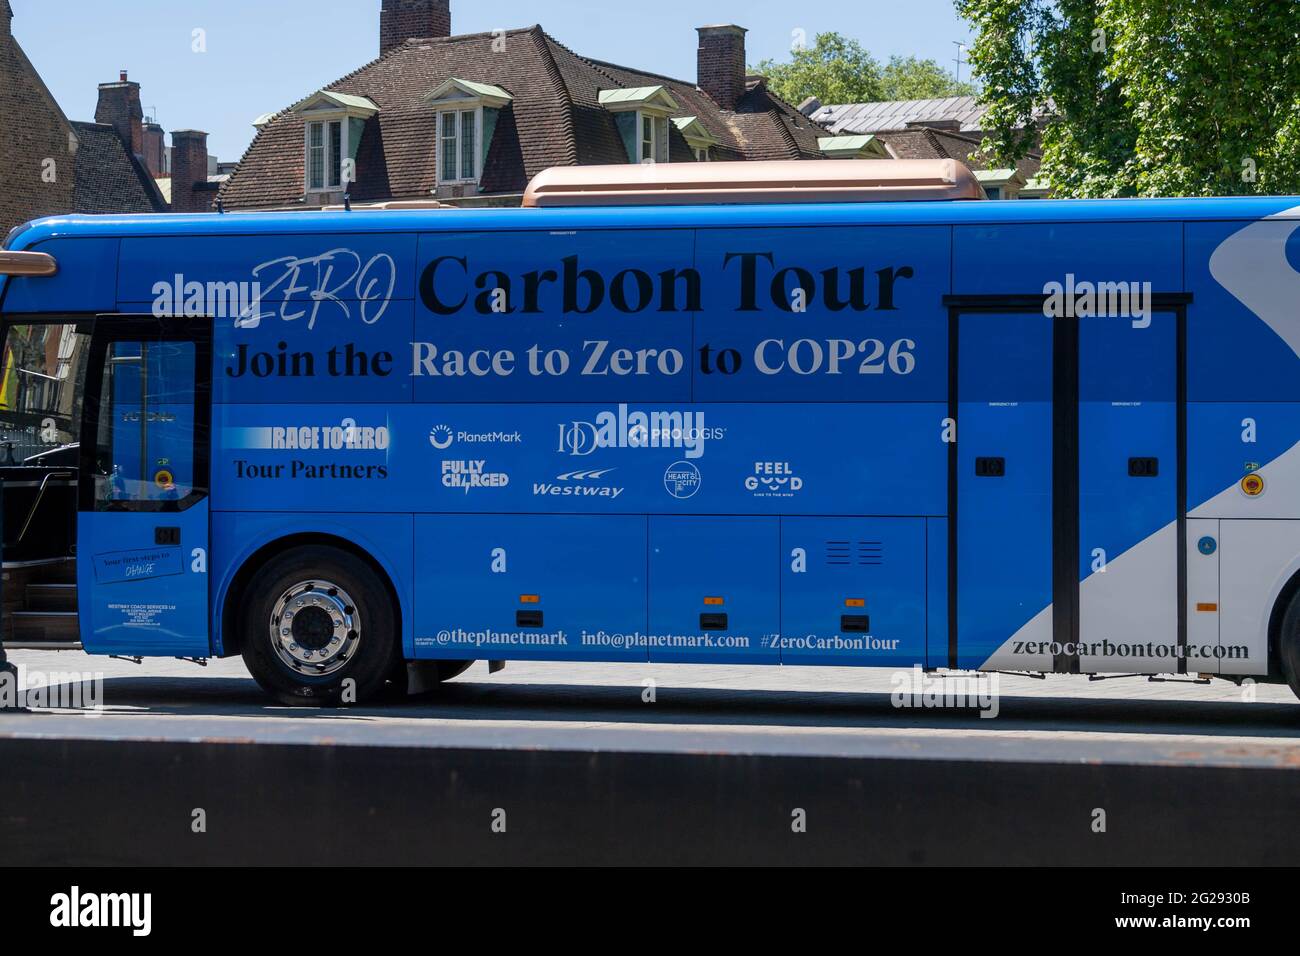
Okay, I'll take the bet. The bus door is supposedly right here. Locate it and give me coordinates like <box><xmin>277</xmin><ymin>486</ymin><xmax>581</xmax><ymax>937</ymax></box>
<box><xmin>1076</xmin><ymin>307</ymin><xmax>1182</xmax><ymax>673</ymax></box>
<box><xmin>950</xmin><ymin>301</ymin><xmax>1186</xmax><ymax>674</ymax></box>
<box><xmin>77</xmin><ymin>317</ymin><xmax>211</xmax><ymax>657</ymax></box>
<box><xmin>951</xmin><ymin>309</ymin><xmax>1057</xmax><ymax>671</ymax></box>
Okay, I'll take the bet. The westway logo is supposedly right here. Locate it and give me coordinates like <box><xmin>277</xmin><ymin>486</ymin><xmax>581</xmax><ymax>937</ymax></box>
<box><xmin>534</xmin><ymin>468</ymin><xmax>625</xmax><ymax>500</ymax></box>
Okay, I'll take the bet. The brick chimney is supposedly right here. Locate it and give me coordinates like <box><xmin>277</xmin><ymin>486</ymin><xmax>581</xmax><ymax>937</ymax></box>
<box><xmin>170</xmin><ymin>130</ymin><xmax>211</xmax><ymax>213</ymax></box>
<box><xmin>142</xmin><ymin>121</ymin><xmax>167</xmax><ymax>177</ymax></box>
<box><xmin>697</xmin><ymin>24</ymin><xmax>748</xmax><ymax>111</ymax></box>
<box><xmin>380</xmin><ymin>0</ymin><xmax>451</xmax><ymax>55</ymax></box>
<box><xmin>96</xmin><ymin>71</ymin><xmax>144</xmax><ymax>158</ymax></box>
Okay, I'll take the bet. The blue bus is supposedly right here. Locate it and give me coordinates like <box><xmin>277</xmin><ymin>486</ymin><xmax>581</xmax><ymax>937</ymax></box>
<box><xmin>2</xmin><ymin>160</ymin><xmax>1299</xmax><ymax>705</ymax></box>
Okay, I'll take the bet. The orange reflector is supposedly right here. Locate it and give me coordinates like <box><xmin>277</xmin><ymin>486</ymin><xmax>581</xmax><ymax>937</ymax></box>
<box><xmin>1241</xmin><ymin>474</ymin><xmax>1265</xmax><ymax>497</ymax></box>
<box><xmin>703</xmin><ymin>596</ymin><xmax>725</xmax><ymax>606</ymax></box>
<box><xmin>519</xmin><ymin>594</ymin><xmax>540</xmax><ymax>604</ymax></box>
<box><xmin>844</xmin><ymin>598</ymin><xmax>866</xmax><ymax>608</ymax></box>
<box><xmin>1196</xmin><ymin>603</ymin><xmax>1218</xmax><ymax>613</ymax></box>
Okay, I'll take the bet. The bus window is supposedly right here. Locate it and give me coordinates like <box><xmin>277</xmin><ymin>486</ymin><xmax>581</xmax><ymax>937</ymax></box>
<box><xmin>0</xmin><ymin>322</ymin><xmax>91</xmax><ymax>464</ymax></box>
<box><xmin>90</xmin><ymin>340</ymin><xmax>197</xmax><ymax>508</ymax></box>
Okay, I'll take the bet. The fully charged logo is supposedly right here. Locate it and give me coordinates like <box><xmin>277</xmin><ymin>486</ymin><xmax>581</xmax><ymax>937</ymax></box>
<box><xmin>441</xmin><ymin>460</ymin><xmax>509</xmax><ymax>493</ymax></box>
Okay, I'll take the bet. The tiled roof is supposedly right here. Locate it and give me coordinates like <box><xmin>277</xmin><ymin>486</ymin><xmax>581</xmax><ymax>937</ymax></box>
<box><xmin>877</xmin><ymin>126</ymin><xmax>1041</xmax><ymax>180</ymax></box>
<box><xmin>70</xmin><ymin>121</ymin><xmax>168</xmax><ymax>214</ymax></box>
<box><xmin>810</xmin><ymin>96</ymin><xmax>989</xmax><ymax>134</ymax></box>
<box><xmin>220</xmin><ymin>24</ymin><xmax>825</xmax><ymax>209</ymax></box>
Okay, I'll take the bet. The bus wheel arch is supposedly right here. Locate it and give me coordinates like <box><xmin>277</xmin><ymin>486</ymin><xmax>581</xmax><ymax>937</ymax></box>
<box><xmin>223</xmin><ymin>534</ymin><xmax>408</xmax><ymax>704</ymax></box>
<box><xmin>1269</xmin><ymin>568</ymin><xmax>1300</xmax><ymax>698</ymax></box>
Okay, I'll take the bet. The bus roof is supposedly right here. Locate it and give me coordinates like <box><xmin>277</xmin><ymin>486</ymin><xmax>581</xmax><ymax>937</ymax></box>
<box><xmin>7</xmin><ymin>194</ymin><xmax>1300</xmax><ymax>251</ymax></box>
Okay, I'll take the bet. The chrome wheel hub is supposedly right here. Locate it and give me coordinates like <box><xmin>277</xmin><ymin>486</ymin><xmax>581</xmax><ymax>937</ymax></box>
<box><xmin>269</xmin><ymin>580</ymin><xmax>360</xmax><ymax>676</ymax></box>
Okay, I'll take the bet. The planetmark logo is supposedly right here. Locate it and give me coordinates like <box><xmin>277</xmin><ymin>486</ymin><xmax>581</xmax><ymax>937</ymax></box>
<box><xmin>428</xmin><ymin>426</ymin><xmax>522</xmax><ymax>450</ymax></box>
<box><xmin>49</xmin><ymin>886</ymin><xmax>151</xmax><ymax>936</ymax></box>
<box><xmin>664</xmin><ymin>461</ymin><xmax>702</xmax><ymax>499</ymax></box>
<box><xmin>557</xmin><ymin>405</ymin><xmax>720</xmax><ymax>460</ymax></box>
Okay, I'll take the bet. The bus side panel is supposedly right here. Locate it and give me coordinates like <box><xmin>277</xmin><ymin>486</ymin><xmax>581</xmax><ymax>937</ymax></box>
<box><xmin>780</xmin><ymin>517</ymin><xmax>927</xmax><ymax>666</ymax></box>
<box><xmin>648</xmin><ymin>516</ymin><xmax>779</xmax><ymax>663</ymax></box>
<box><xmin>953</xmin><ymin>222</ymin><xmax>1182</xmax><ymax>295</ymax></box>
<box><xmin>692</xmin><ymin>225</ymin><xmax>950</xmax><ymax>403</ymax></box>
<box><xmin>0</xmin><ymin>238</ymin><xmax>120</xmax><ymax>314</ymax></box>
<box><xmin>209</xmin><ymin>511</ymin><xmax>415</xmax><ymax>659</ymax></box>
<box><xmin>414</xmin><ymin>230</ymin><xmax>694</xmax><ymax>403</ymax></box>
<box><xmin>1185</xmin><ymin>217</ymin><xmax>1300</xmax><ymax>676</ymax></box>
<box><xmin>413</xmin><ymin>514</ymin><xmax>649</xmax><ymax>662</ymax></box>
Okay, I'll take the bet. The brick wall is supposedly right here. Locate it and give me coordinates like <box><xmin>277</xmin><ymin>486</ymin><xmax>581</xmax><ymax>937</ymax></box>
<box><xmin>0</xmin><ymin>9</ymin><xmax>76</xmax><ymax>237</ymax></box>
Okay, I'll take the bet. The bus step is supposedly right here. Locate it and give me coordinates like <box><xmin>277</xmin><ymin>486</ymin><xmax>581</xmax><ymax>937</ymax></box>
<box><xmin>10</xmin><ymin>611</ymin><xmax>80</xmax><ymax>645</ymax></box>
<box><xmin>25</xmin><ymin>583</ymin><xmax>78</xmax><ymax>613</ymax></box>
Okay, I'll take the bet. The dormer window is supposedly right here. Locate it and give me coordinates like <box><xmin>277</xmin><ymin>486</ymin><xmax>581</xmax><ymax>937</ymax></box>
<box><xmin>289</xmin><ymin>90</ymin><xmax>380</xmax><ymax>197</ymax></box>
<box><xmin>308</xmin><ymin>120</ymin><xmax>344</xmax><ymax>190</ymax></box>
<box><xmin>817</xmin><ymin>134</ymin><xmax>891</xmax><ymax>160</ymax></box>
<box><xmin>672</xmin><ymin>116</ymin><xmax>719</xmax><ymax>163</ymax></box>
<box><xmin>424</xmin><ymin>78</ymin><xmax>513</xmax><ymax>190</ymax></box>
<box><xmin>599</xmin><ymin>86</ymin><xmax>680</xmax><ymax>165</ymax></box>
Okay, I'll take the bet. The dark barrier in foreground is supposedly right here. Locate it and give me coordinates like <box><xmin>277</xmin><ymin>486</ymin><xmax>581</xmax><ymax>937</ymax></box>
<box><xmin>2</xmin><ymin>736</ymin><xmax>1296</xmax><ymax>866</ymax></box>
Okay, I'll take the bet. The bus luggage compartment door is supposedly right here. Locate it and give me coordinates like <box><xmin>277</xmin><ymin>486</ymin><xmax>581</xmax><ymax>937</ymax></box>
<box><xmin>779</xmin><ymin>517</ymin><xmax>926</xmax><ymax>665</ymax></box>
<box><xmin>647</xmin><ymin>516</ymin><xmax>779</xmax><ymax>663</ymax></box>
<box><xmin>77</xmin><ymin>323</ymin><xmax>211</xmax><ymax>657</ymax></box>
<box><xmin>413</xmin><ymin>514</ymin><xmax>648</xmax><ymax>661</ymax></box>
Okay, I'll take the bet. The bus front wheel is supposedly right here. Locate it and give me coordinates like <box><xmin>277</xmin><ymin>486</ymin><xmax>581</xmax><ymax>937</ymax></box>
<box><xmin>240</xmin><ymin>545</ymin><xmax>399</xmax><ymax>706</ymax></box>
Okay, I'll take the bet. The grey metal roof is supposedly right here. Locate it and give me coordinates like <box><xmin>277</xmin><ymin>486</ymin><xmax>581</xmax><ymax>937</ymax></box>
<box><xmin>811</xmin><ymin>96</ymin><xmax>987</xmax><ymax>134</ymax></box>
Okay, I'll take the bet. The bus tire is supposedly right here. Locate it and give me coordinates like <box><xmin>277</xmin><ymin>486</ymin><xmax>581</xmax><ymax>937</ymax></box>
<box><xmin>240</xmin><ymin>545</ymin><xmax>399</xmax><ymax>706</ymax></box>
<box><xmin>1282</xmin><ymin>591</ymin><xmax>1300</xmax><ymax>701</ymax></box>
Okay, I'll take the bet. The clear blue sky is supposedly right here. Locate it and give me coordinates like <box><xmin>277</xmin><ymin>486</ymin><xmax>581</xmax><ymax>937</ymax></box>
<box><xmin>11</xmin><ymin>0</ymin><xmax>973</xmax><ymax>162</ymax></box>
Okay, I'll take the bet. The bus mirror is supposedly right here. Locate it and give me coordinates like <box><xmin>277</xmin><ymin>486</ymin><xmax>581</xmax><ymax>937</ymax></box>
<box><xmin>0</xmin><ymin>251</ymin><xmax>58</xmax><ymax>277</ymax></box>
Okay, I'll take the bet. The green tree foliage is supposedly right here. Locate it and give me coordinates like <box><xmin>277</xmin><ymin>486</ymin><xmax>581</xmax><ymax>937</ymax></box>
<box><xmin>958</xmin><ymin>0</ymin><xmax>1300</xmax><ymax>196</ymax></box>
<box><xmin>755</xmin><ymin>32</ymin><xmax>973</xmax><ymax>107</ymax></box>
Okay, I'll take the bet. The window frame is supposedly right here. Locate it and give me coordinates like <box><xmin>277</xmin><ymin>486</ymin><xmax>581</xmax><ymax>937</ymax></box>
<box><xmin>437</xmin><ymin>106</ymin><xmax>483</xmax><ymax>185</ymax></box>
<box><xmin>77</xmin><ymin>315</ymin><xmax>212</xmax><ymax>515</ymax></box>
<box><xmin>304</xmin><ymin>117</ymin><xmax>347</xmax><ymax>193</ymax></box>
